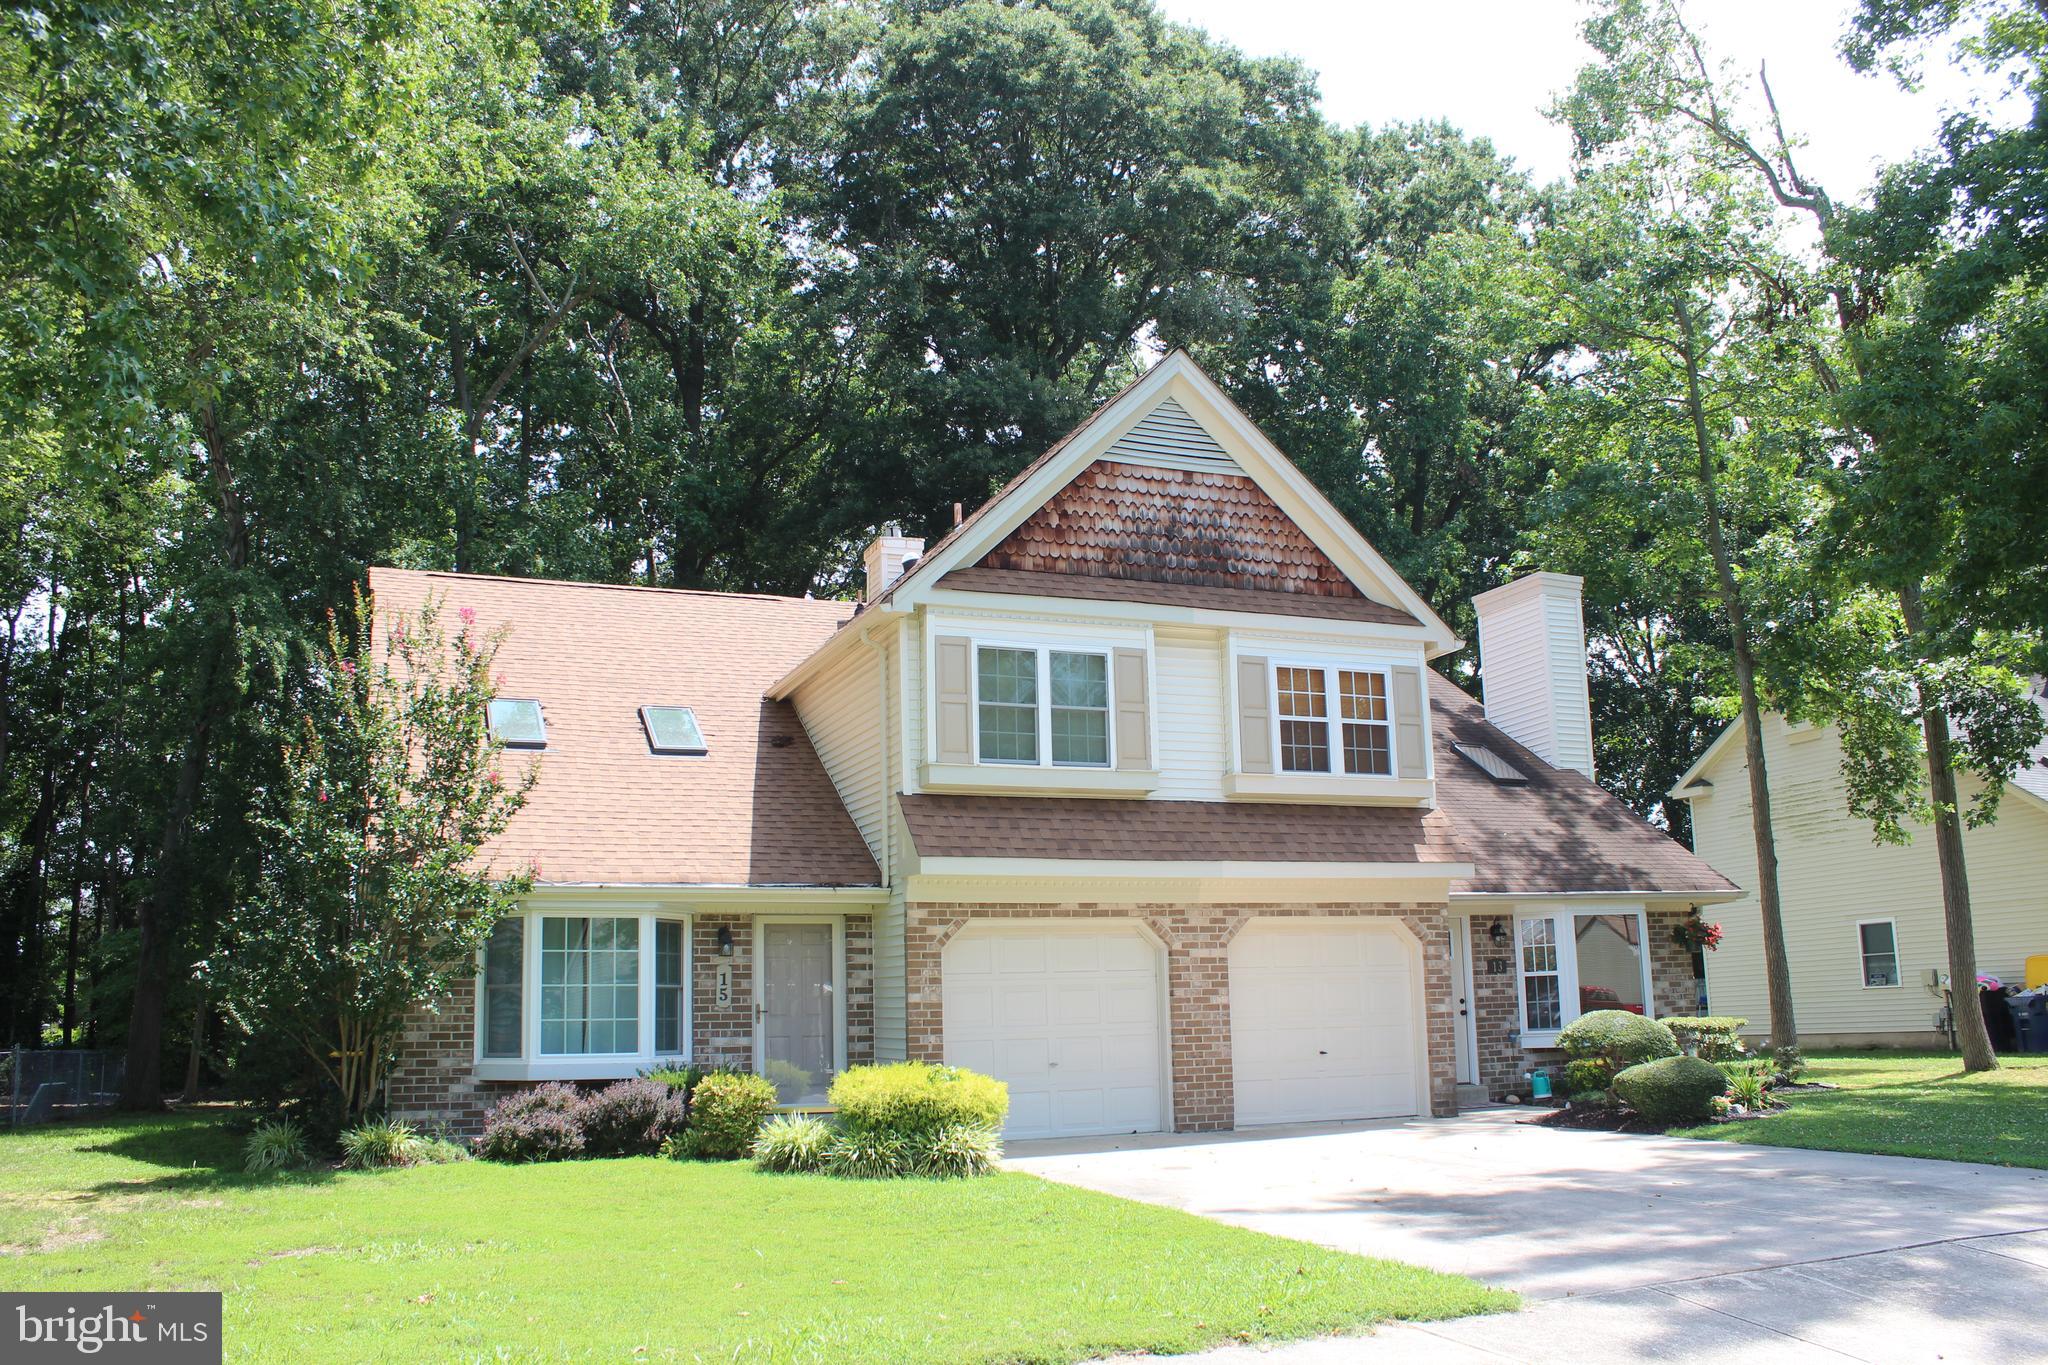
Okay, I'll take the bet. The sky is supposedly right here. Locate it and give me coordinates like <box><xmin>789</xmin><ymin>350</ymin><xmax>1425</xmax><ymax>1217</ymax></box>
<box><xmin>1152</xmin><ymin>0</ymin><xmax>2003</xmax><ymax>196</ymax></box>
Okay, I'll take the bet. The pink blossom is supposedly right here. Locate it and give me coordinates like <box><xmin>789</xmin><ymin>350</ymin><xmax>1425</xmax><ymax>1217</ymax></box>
<box><xmin>458</xmin><ymin>606</ymin><xmax>477</xmax><ymax>626</ymax></box>
<box><xmin>392</xmin><ymin>623</ymin><xmax>408</xmax><ymax>643</ymax></box>
<box><xmin>339</xmin><ymin>659</ymin><xmax>356</xmax><ymax>675</ymax></box>
<box><xmin>487</xmin><ymin>770</ymin><xmax>502</xmax><ymax>787</ymax></box>
<box><xmin>317</xmin><ymin>789</ymin><xmax>330</xmax><ymax>803</ymax></box>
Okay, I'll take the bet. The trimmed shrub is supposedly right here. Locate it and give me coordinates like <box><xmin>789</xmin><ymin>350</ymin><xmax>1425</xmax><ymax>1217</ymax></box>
<box><xmin>825</xmin><ymin>1127</ymin><xmax>910</xmax><ymax>1179</ymax></box>
<box><xmin>907</xmin><ymin>1123</ymin><xmax>1003</xmax><ymax>1179</ymax></box>
<box><xmin>476</xmin><ymin>1083</ymin><xmax>586</xmax><ymax>1163</ymax></box>
<box><xmin>752</xmin><ymin>1115</ymin><xmax>833</xmax><ymax>1173</ymax></box>
<box><xmin>684</xmin><ymin>1071</ymin><xmax>777</xmax><ymax>1159</ymax></box>
<box><xmin>339</xmin><ymin>1117</ymin><xmax>419</xmax><ymax>1169</ymax></box>
<box><xmin>1661</xmin><ymin>1016</ymin><xmax>1750</xmax><ymax>1061</ymax></box>
<box><xmin>829</xmin><ymin>1062</ymin><xmax>1008</xmax><ymax>1138</ymax></box>
<box><xmin>244</xmin><ymin>1118</ymin><xmax>309</xmax><ymax>1174</ymax></box>
<box><xmin>577</xmin><ymin>1078</ymin><xmax>687</xmax><ymax>1158</ymax></box>
<box><xmin>1612</xmin><ymin>1055</ymin><xmax>1728</xmax><ymax>1126</ymax></box>
<box><xmin>1562</xmin><ymin>1057</ymin><xmax>1615</xmax><ymax>1102</ymax></box>
<box><xmin>1558</xmin><ymin>1010</ymin><xmax>1679</xmax><ymax>1071</ymax></box>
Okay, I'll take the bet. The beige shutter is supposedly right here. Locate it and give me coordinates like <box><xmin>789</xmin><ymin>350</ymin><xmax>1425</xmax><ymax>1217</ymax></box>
<box><xmin>1113</xmin><ymin>647</ymin><xmax>1151</xmax><ymax>770</ymax></box>
<box><xmin>933</xmin><ymin>635</ymin><xmax>974</xmax><ymax>765</ymax></box>
<box><xmin>1391</xmin><ymin>665</ymin><xmax>1426</xmax><ymax>779</ymax></box>
<box><xmin>1236</xmin><ymin>654</ymin><xmax>1273</xmax><ymax>774</ymax></box>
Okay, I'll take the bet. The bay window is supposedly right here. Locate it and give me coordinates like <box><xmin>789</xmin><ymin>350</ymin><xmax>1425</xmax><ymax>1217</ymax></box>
<box><xmin>1514</xmin><ymin>909</ymin><xmax>1651</xmax><ymax>1042</ymax></box>
<box><xmin>975</xmin><ymin>644</ymin><xmax>1112</xmax><ymax>768</ymax></box>
<box><xmin>477</xmin><ymin>911</ymin><xmax>690</xmax><ymax>1077</ymax></box>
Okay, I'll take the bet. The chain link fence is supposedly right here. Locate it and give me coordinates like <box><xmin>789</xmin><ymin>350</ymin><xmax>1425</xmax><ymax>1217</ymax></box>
<box><xmin>4</xmin><ymin>1048</ymin><xmax>126</xmax><ymax>1125</ymax></box>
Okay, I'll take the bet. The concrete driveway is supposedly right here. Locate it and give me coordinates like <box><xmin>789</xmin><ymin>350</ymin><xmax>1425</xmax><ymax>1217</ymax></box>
<box><xmin>1007</xmin><ymin>1110</ymin><xmax>2048</xmax><ymax>1362</ymax></box>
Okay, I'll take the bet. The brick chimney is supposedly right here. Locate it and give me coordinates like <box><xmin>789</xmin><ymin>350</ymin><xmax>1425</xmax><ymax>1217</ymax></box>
<box><xmin>863</xmin><ymin>523</ymin><xmax>925</xmax><ymax>602</ymax></box>
<box><xmin>1471</xmin><ymin>572</ymin><xmax>1595</xmax><ymax>780</ymax></box>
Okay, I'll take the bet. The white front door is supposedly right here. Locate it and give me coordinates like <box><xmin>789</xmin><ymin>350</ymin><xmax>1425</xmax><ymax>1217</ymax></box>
<box><xmin>1230</xmin><ymin>919</ymin><xmax>1423</xmax><ymax>1126</ymax></box>
<box><xmin>942</xmin><ymin>923</ymin><xmax>1165</xmax><ymax>1140</ymax></box>
<box><xmin>757</xmin><ymin>920</ymin><xmax>838</xmax><ymax>1105</ymax></box>
<box><xmin>1451</xmin><ymin>915</ymin><xmax>1478</xmax><ymax>1085</ymax></box>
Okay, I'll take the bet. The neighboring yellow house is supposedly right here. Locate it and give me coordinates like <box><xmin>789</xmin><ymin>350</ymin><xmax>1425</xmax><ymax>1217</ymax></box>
<box><xmin>1671</xmin><ymin>702</ymin><xmax>2048</xmax><ymax>1046</ymax></box>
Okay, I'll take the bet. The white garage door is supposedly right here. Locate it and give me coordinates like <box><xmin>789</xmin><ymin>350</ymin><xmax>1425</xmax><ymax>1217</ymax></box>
<box><xmin>1230</xmin><ymin>919</ymin><xmax>1422</xmax><ymax>1126</ymax></box>
<box><xmin>943</xmin><ymin>923</ymin><xmax>1165</xmax><ymax>1140</ymax></box>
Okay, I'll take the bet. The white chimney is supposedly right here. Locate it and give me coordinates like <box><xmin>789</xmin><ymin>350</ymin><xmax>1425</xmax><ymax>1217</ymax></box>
<box><xmin>1471</xmin><ymin>572</ymin><xmax>1595</xmax><ymax>780</ymax></box>
<box><xmin>863</xmin><ymin>523</ymin><xmax>925</xmax><ymax>601</ymax></box>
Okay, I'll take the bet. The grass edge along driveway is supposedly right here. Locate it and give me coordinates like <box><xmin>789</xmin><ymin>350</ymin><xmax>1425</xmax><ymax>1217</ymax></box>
<box><xmin>1675</xmin><ymin>1049</ymin><xmax>2048</xmax><ymax>1170</ymax></box>
<box><xmin>0</xmin><ymin>1111</ymin><xmax>1512</xmax><ymax>1362</ymax></box>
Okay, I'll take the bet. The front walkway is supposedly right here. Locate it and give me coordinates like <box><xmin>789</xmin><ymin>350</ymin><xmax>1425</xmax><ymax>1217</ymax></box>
<box><xmin>1006</xmin><ymin>1110</ymin><xmax>2048</xmax><ymax>1363</ymax></box>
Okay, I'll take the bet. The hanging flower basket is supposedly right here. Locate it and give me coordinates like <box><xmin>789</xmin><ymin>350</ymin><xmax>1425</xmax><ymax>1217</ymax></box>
<box><xmin>1673</xmin><ymin>912</ymin><xmax>1723</xmax><ymax>952</ymax></box>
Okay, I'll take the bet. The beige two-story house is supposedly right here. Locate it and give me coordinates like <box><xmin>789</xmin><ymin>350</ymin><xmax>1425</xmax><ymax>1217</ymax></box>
<box><xmin>376</xmin><ymin>352</ymin><xmax>1738</xmax><ymax>1138</ymax></box>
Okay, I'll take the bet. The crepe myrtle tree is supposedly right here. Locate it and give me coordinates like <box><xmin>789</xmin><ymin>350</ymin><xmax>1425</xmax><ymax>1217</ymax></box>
<box><xmin>205</xmin><ymin>587</ymin><xmax>537</xmax><ymax>1119</ymax></box>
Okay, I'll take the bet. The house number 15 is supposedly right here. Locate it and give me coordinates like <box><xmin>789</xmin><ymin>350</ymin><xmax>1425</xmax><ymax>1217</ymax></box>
<box><xmin>715</xmin><ymin>963</ymin><xmax>732</xmax><ymax>1008</ymax></box>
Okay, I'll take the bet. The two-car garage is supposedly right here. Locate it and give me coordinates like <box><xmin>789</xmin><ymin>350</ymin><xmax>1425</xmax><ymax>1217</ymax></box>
<box><xmin>940</xmin><ymin>917</ymin><xmax>1427</xmax><ymax>1140</ymax></box>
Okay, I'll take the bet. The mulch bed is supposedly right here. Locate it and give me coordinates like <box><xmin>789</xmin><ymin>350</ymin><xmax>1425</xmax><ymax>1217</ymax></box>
<box><xmin>1529</xmin><ymin>1100</ymin><xmax>1791</xmax><ymax>1134</ymax></box>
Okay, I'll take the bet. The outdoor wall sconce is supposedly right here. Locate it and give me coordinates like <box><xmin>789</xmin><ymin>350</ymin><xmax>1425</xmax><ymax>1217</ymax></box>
<box><xmin>716</xmin><ymin>926</ymin><xmax>734</xmax><ymax>957</ymax></box>
<box><xmin>1489</xmin><ymin>920</ymin><xmax>1509</xmax><ymax>944</ymax></box>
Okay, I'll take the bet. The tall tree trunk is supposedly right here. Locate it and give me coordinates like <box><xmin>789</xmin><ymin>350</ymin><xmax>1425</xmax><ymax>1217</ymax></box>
<box><xmin>180</xmin><ymin>992</ymin><xmax>206</xmax><ymax>1101</ymax></box>
<box><xmin>1676</xmin><ymin>301</ymin><xmax>1799</xmax><ymax>1055</ymax></box>
<box><xmin>1900</xmin><ymin>583</ymin><xmax>1997</xmax><ymax>1071</ymax></box>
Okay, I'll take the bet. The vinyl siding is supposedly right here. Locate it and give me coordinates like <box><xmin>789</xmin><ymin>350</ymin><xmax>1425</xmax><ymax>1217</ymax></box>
<box><xmin>791</xmin><ymin>636</ymin><xmax>887</xmax><ymax>865</ymax></box>
<box><xmin>1153</xmin><ymin>626</ymin><xmax>1229</xmax><ymax>799</ymax></box>
<box><xmin>1692</xmin><ymin>712</ymin><xmax>2048</xmax><ymax>1037</ymax></box>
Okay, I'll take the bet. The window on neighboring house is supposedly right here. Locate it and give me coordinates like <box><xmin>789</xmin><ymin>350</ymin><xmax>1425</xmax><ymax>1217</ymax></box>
<box><xmin>541</xmin><ymin>916</ymin><xmax>640</xmax><ymax>1055</ymax></box>
<box><xmin>1273</xmin><ymin>663</ymin><xmax>1398</xmax><ymax>776</ymax></box>
<box><xmin>654</xmin><ymin>920</ymin><xmax>686</xmax><ymax>1053</ymax></box>
<box><xmin>1515</xmin><ymin>910</ymin><xmax>1651</xmax><ymax>1039</ymax></box>
<box><xmin>1859</xmin><ymin>920</ymin><xmax>1900</xmax><ymax>987</ymax></box>
<box><xmin>975</xmin><ymin>645</ymin><xmax>1114</xmax><ymax>767</ymax></box>
<box><xmin>481</xmin><ymin>918</ymin><xmax>522</xmax><ymax>1059</ymax></box>
<box><xmin>1276</xmin><ymin>666</ymin><xmax>1331</xmax><ymax>772</ymax></box>
<box><xmin>641</xmin><ymin>705</ymin><xmax>706</xmax><ymax>755</ymax></box>
<box><xmin>487</xmin><ymin>698</ymin><xmax>547</xmax><ymax>748</ymax></box>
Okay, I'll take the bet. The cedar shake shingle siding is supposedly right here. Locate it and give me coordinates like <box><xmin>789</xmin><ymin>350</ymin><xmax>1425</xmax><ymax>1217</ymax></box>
<box><xmin>368</xmin><ymin>568</ymin><xmax>879</xmax><ymax>888</ymax></box>
<box><xmin>980</xmin><ymin>460</ymin><xmax>1366</xmax><ymax>599</ymax></box>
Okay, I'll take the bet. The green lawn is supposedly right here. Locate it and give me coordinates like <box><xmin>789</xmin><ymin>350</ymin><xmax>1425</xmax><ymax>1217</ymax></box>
<box><xmin>1675</xmin><ymin>1049</ymin><xmax>2048</xmax><ymax>1169</ymax></box>
<box><xmin>0</xmin><ymin>1111</ymin><xmax>1510</xmax><ymax>1363</ymax></box>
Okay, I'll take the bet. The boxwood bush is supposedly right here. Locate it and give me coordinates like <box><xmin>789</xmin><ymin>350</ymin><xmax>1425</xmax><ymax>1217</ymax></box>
<box><xmin>682</xmin><ymin>1071</ymin><xmax>777</xmax><ymax>1159</ymax></box>
<box><xmin>828</xmin><ymin>1062</ymin><xmax>1008</xmax><ymax>1137</ymax></box>
<box><xmin>1558</xmin><ymin>1010</ymin><xmax>1679</xmax><ymax>1070</ymax></box>
<box><xmin>1612</xmin><ymin>1055</ymin><xmax>1728</xmax><ymax>1125</ymax></box>
<box><xmin>1660</xmin><ymin>1016</ymin><xmax>1749</xmax><ymax>1061</ymax></box>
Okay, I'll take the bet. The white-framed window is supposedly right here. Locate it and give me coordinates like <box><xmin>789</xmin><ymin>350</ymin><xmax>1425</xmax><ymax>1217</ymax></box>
<box><xmin>1858</xmin><ymin>919</ymin><xmax>1901</xmax><ymax>988</ymax></box>
<box><xmin>1513</xmin><ymin>908</ymin><xmax>1652</xmax><ymax>1042</ymax></box>
<box><xmin>1273</xmin><ymin>662</ymin><xmax>1395</xmax><ymax>776</ymax></box>
<box><xmin>974</xmin><ymin>644</ymin><xmax>1112</xmax><ymax>768</ymax></box>
<box><xmin>487</xmin><ymin>698</ymin><xmax>547</xmax><ymax>748</ymax></box>
<box><xmin>477</xmin><ymin>911</ymin><xmax>691</xmax><ymax>1074</ymax></box>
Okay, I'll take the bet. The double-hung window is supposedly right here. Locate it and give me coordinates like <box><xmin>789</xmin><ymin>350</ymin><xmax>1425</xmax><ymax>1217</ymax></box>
<box><xmin>1858</xmin><ymin>920</ymin><xmax>1900</xmax><ymax>988</ymax></box>
<box><xmin>1513</xmin><ymin>909</ymin><xmax>1651</xmax><ymax>1042</ymax></box>
<box><xmin>975</xmin><ymin>645</ymin><xmax>1112</xmax><ymax>768</ymax></box>
<box><xmin>478</xmin><ymin>912</ymin><xmax>691</xmax><ymax>1075</ymax></box>
<box><xmin>1274</xmin><ymin>663</ymin><xmax>1396</xmax><ymax>776</ymax></box>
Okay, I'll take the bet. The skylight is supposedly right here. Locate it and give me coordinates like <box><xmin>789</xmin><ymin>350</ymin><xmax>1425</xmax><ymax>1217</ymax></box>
<box><xmin>640</xmin><ymin>705</ymin><xmax>707</xmax><ymax>755</ymax></box>
<box><xmin>1453</xmin><ymin>741</ymin><xmax>1528</xmax><ymax>785</ymax></box>
<box><xmin>487</xmin><ymin>698</ymin><xmax>547</xmax><ymax>749</ymax></box>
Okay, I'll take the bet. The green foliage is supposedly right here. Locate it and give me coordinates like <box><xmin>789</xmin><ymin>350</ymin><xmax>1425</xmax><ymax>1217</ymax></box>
<box><xmin>828</xmin><ymin>1063</ymin><xmax>1009</xmax><ymax>1139</ymax></box>
<box><xmin>906</xmin><ymin>1123</ymin><xmax>1004</xmax><ymax>1180</ymax></box>
<box><xmin>339</xmin><ymin>1118</ymin><xmax>420</xmax><ymax>1170</ymax></box>
<box><xmin>1661</xmin><ymin>1017</ymin><xmax>1750</xmax><ymax>1061</ymax></box>
<box><xmin>643</xmin><ymin>1064</ymin><xmax>705</xmax><ymax>1095</ymax></box>
<box><xmin>1558</xmin><ymin>1011</ymin><xmax>1680</xmax><ymax>1071</ymax></box>
<box><xmin>1773</xmin><ymin>1046</ymin><xmax>1808</xmax><ymax>1079</ymax></box>
<box><xmin>824</xmin><ymin>1127</ymin><xmax>911</xmax><ymax>1180</ymax></box>
<box><xmin>1562</xmin><ymin>1057</ymin><xmax>1617</xmax><ymax>1102</ymax></box>
<box><xmin>244</xmin><ymin>1119</ymin><xmax>310</xmax><ymax>1174</ymax></box>
<box><xmin>1725</xmin><ymin>1064</ymin><xmax>1771</xmax><ymax>1111</ymax></box>
<box><xmin>751</xmin><ymin>1115</ymin><xmax>834</xmax><ymax>1174</ymax></box>
<box><xmin>1612</xmin><ymin>1055</ymin><xmax>1729</xmax><ymax>1126</ymax></box>
<box><xmin>409</xmin><ymin>1136</ymin><xmax>470</xmax><ymax>1165</ymax></box>
<box><xmin>682</xmin><ymin>1072</ymin><xmax>777</xmax><ymax>1159</ymax></box>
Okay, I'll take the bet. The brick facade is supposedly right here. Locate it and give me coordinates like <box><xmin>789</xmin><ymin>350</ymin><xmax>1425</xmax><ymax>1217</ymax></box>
<box><xmin>390</xmin><ymin>911</ymin><xmax>873</xmax><ymax>1133</ymax></box>
<box><xmin>904</xmin><ymin>898</ymin><xmax>1460</xmax><ymax>1130</ymax></box>
<box><xmin>1466</xmin><ymin>906</ymin><xmax>1710</xmax><ymax>1102</ymax></box>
